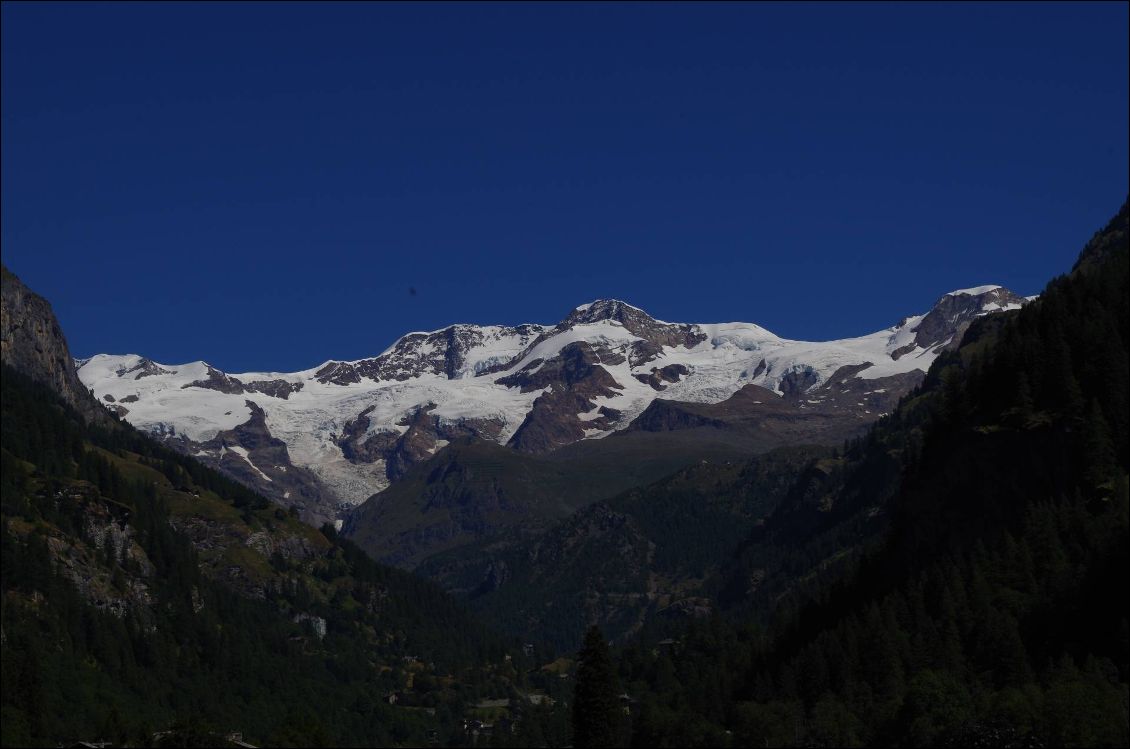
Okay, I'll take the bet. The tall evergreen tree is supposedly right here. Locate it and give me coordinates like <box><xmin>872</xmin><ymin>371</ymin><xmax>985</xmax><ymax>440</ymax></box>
<box><xmin>572</xmin><ymin>626</ymin><xmax>621</xmax><ymax>748</ymax></box>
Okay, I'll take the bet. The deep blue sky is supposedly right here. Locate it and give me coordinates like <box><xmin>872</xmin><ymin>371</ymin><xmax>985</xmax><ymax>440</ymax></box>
<box><xmin>3</xmin><ymin>2</ymin><xmax>1127</xmax><ymax>372</ymax></box>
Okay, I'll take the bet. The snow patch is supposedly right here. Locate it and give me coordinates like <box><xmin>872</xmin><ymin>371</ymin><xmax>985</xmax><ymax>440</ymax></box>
<box><xmin>946</xmin><ymin>284</ymin><xmax>1001</xmax><ymax>297</ymax></box>
<box><xmin>226</xmin><ymin>445</ymin><xmax>272</xmax><ymax>483</ymax></box>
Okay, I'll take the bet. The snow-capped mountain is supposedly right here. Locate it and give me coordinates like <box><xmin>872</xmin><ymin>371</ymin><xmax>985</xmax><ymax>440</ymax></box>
<box><xmin>77</xmin><ymin>285</ymin><xmax>1027</xmax><ymax>523</ymax></box>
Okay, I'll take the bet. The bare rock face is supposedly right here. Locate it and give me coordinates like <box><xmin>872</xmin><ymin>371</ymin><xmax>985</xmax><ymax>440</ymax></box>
<box><xmin>245</xmin><ymin>379</ymin><xmax>304</xmax><ymax>399</ymax></box>
<box><xmin>312</xmin><ymin>360</ymin><xmax>362</xmax><ymax>385</ymax></box>
<box><xmin>777</xmin><ymin>367</ymin><xmax>821</xmax><ymax>399</ymax></box>
<box><xmin>385</xmin><ymin>406</ymin><xmax>446</xmax><ymax>480</ymax></box>
<box><xmin>184</xmin><ymin>364</ymin><xmax>248</xmax><ymax>394</ymax></box>
<box><xmin>502</xmin><ymin>342</ymin><xmax>626</xmax><ymax>453</ymax></box>
<box><xmin>478</xmin><ymin>302</ymin><xmax>710</xmax><ymax>452</ymax></box>
<box><xmin>182</xmin><ymin>364</ymin><xmax>304</xmax><ymax>399</ymax></box>
<box><xmin>626</xmin><ymin>367</ymin><xmax>921</xmax><ymax>448</ymax></box>
<box><xmin>186</xmin><ymin>400</ymin><xmax>337</xmax><ymax>526</ymax></box>
<box><xmin>0</xmin><ymin>265</ymin><xmax>111</xmax><ymax>425</ymax></box>
<box><xmin>335</xmin><ymin>403</ymin><xmax>506</xmax><ymax>482</ymax></box>
<box><xmin>497</xmin><ymin>340</ymin><xmax>622</xmax><ymax>393</ymax></box>
<box><xmin>634</xmin><ymin>363</ymin><xmax>690</xmax><ymax>391</ymax></box>
<box><xmin>244</xmin><ymin>529</ymin><xmax>320</xmax><ymax>563</ymax></box>
<box><xmin>487</xmin><ymin>299</ymin><xmax>707</xmax><ymax>377</ymax></box>
<box><xmin>506</xmin><ymin>390</ymin><xmax>622</xmax><ymax>454</ymax></box>
<box><xmin>116</xmin><ymin>357</ymin><xmax>173</xmax><ymax>379</ymax></box>
<box><xmin>558</xmin><ymin>299</ymin><xmax>706</xmax><ymax>349</ymax></box>
<box><xmin>902</xmin><ymin>286</ymin><xmax>1028</xmax><ymax>356</ymax></box>
<box><xmin>336</xmin><ymin>406</ymin><xmax>394</xmax><ymax>463</ymax></box>
<box><xmin>627</xmin><ymin>340</ymin><xmax>665</xmax><ymax>368</ymax></box>
<box><xmin>315</xmin><ymin>323</ymin><xmax>546</xmax><ymax>385</ymax></box>
<box><xmin>35</xmin><ymin>481</ymin><xmax>157</xmax><ymax>619</ymax></box>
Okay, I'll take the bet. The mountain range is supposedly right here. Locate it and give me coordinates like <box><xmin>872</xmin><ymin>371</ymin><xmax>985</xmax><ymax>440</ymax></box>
<box><xmin>76</xmin><ymin>286</ymin><xmax>1028</xmax><ymax>526</ymax></box>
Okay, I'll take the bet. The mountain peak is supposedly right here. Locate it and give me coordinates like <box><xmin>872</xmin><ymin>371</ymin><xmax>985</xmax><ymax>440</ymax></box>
<box><xmin>944</xmin><ymin>284</ymin><xmax>1002</xmax><ymax>297</ymax></box>
<box><xmin>896</xmin><ymin>284</ymin><xmax>1027</xmax><ymax>357</ymax></box>
<box><xmin>931</xmin><ymin>284</ymin><xmax>1026</xmax><ymax>312</ymax></box>
<box><xmin>564</xmin><ymin>299</ymin><xmax>655</xmax><ymax>326</ymax></box>
<box><xmin>560</xmin><ymin>298</ymin><xmax>664</xmax><ymax>332</ymax></box>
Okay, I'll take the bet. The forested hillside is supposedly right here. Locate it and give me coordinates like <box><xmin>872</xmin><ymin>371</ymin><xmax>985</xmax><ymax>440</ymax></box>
<box><xmin>0</xmin><ymin>366</ymin><xmax>562</xmax><ymax>747</ymax></box>
<box><xmin>606</xmin><ymin>201</ymin><xmax>1129</xmax><ymax>747</ymax></box>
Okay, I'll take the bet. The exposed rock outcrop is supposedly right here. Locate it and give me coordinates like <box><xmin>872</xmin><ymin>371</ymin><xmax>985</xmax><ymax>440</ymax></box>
<box><xmin>190</xmin><ymin>401</ymin><xmax>336</xmax><ymax>525</ymax></box>
<box><xmin>907</xmin><ymin>286</ymin><xmax>1027</xmax><ymax>354</ymax></box>
<box><xmin>487</xmin><ymin>299</ymin><xmax>706</xmax><ymax>378</ymax></box>
<box><xmin>315</xmin><ymin>323</ymin><xmax>547</xmax><ymax>385</ymax></box>
<box><xmin>502</xmin><ymin>342</ymin><xmax>625</xmax><ymax>453</ymax></box>
<box><xmin>1</xmin><ymin>265</ymin><xmax>111</xmax><ymax>424</ymax></box>
<box><xmin>183</xmin><ymin>364</ymin><xmax>304</xmax><ymax>399</ymax></box>
<box><xmin>634</xmin><ymin>363</ymin><xmax>690</xmax><ymax>391</ymax></box>
<box><xmin>335</xmin><ymin>403</ymin><xmax>506</xmax><ymax>482</ymax></box>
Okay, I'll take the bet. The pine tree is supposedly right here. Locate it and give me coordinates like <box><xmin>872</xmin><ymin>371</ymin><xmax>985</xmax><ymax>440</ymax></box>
<box><xmin>572</xmin><ymin>626</ymin><xmax>621</xmax><ymax>748</ymax></box>
<box><xmin>1083</xmin><ymin>399</ymin><xmax>1117</xmax><ymax>495</ymax></box>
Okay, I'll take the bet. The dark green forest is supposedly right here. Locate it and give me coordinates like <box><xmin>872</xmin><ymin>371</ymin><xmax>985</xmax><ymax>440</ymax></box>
<box><xmin>601</xmin><ymin>203</ymin><xmax>1130</xmax><ymax>747</ymax></box>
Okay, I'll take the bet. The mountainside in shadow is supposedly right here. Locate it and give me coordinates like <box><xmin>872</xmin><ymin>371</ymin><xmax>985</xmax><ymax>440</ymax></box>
<box><xmin>341</xmin><ymin>429</ymin><xmax>764</xmax><ymax>570</ymax></box>
<box><xmin>611</xmin><ymin>199</ymin><xmax>1129</xmax><ymax>748</ymax></box>
<box><xmin>415</xmin><ymin>445</ymin><xmax>829</xmax><ymax>652</ymax></box>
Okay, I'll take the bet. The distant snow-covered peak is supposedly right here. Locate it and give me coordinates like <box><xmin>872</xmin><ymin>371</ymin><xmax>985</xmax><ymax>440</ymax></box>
<box><xmin>561</xmin><ymin>298</ymin><xmax>659</xmax><ymax>325</ymax></box>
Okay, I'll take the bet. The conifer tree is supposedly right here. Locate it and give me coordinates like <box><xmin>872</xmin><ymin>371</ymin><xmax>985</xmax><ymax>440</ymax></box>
<box><xmin>572</xmin><ymin>626</ymin><xmax>620</xmax><ymax>748</ymax></box>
